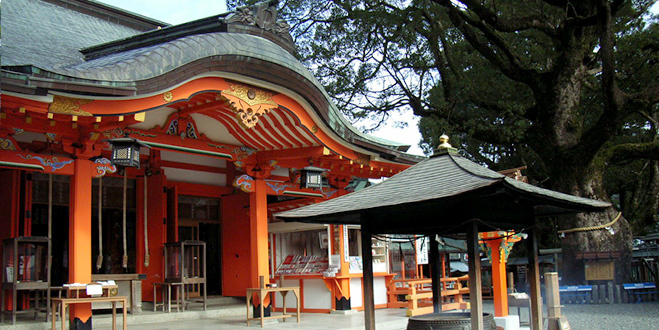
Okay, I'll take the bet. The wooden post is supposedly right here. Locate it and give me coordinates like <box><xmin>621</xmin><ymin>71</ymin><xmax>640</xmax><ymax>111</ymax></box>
<box><xmin>361</xmin><ymin>226</ymin><xmax>375</xmax><ymax>330</ymax></box>
<box><xmin>527</xmin><ymin>228</ymin><xmax>543</xmax><ymax>330</ymax></box>
<box><xmin>466</xmin><ymin>221</ymin><xmax>484</xmax><ymax>330</ymax></box>
<box><xmin>429</xmin><ymin>235</ymin><xmax>441</xmax><ymax>313</ymax></box>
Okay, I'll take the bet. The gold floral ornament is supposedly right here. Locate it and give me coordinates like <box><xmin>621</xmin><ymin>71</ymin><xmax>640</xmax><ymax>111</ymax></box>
<box><xmin>163</xmin><ymin>91</ymin><xmax>173</xmax><ymax>103</ymax></box>
<box><xmin>222</xmin><ymin>83</ymin><xmax>278</xmax><ymax>129</ymax></box>
<box><xmin>49</xmin><ymin>95</ymin><xmax>93</xmax><ymax>116</ymax></box>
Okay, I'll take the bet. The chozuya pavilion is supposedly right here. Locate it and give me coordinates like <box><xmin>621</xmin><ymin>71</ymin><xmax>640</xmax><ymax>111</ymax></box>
<box><xmin>0</xmin><ymin>0</ymin><xmax>422</xmax><ymax>328</ymax></box>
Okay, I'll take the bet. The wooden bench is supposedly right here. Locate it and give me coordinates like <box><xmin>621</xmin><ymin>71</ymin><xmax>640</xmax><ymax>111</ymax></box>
<box><xmin>623</xmin><ymin>282</ymin><xmax>658</xmax><ymax>303</ymax></box>
<box><xmin>559</xmin><ymin>285</ymin><xmax>592</xmax><ymax>304</ymax></box>
<box><xmin>51</xmin><ymin>296</ymin><xmax>127</xmax><ymax>330</ymax></box>
<box><xmin>153</xmin><ymin>282</ymin><xmax>184</xmax><ymax>313</ymax></box>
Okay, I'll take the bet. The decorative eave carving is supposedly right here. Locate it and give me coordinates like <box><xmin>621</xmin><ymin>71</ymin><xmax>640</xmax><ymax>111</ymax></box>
<box><xmin>222</xmin><ymin>83</ymin><xmax>279</xmax><ymax>129</ymax></box>
<box><xmin>225</xmin><ymin>0</ymin><xmax>292</xmax><ymax>42</ymax></box>
<box><xmin>49</xmin><ymin>95</ymin><xmax>93</xmax><ymax>116</ymax></box>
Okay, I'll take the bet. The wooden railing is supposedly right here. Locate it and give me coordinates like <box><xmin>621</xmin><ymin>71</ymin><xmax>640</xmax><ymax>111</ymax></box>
<box><xmin>387</xmin><ymin>275</ymin><xmax>470</xmax><ymax>317</ymax></box>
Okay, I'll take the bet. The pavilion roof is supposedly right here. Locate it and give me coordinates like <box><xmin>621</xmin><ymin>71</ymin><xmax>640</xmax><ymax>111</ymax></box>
<box><xmin>276</xmin><ymin>148</ymin><xmax>610</xmax><ymax>235</ymax></box>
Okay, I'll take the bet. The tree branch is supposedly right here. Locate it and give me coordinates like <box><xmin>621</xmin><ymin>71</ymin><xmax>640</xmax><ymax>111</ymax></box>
<box><xmin>608</xmin><ymin>141</ymin><xmax>659</xmax><ymax>164</ymax></box>
<box><xmin>457</xmin><ymin>0</ymin><xmax>558</xmax><ymax>36</ymax></box>
<box><xmin>432</xmin><ymin>0</ymin><xmax>540</xmax><ymax>86</ymax></box>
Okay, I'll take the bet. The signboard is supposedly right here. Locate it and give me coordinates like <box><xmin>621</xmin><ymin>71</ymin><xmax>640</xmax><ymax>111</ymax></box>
<box><xmin>416</xmin><ymin>236</ymin><xmax>429</xmax><ymax>265</ymax></box>
<box><xmin>585</xmin><ymin>260</ymin><xmax>614</xmax><ymax>281</ymax></box>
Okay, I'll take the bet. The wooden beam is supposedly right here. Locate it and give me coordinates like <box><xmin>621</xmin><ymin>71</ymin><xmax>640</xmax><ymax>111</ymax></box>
<box><xmin>467</xmin><ymin>221</ymin><xmax>484</xmax><ymax>330</ymax></box>
<box><xmin>527</xmin><ymin>226</ymin><xmax>543</xmax><ymax>330</ymax></box>
<box><xmin>361</xmin><ymin>223</ymin><xmax>376</xmax><ymax>330</ymax></box>
<box><xmin>429</xmin><ymin>234</ymin><xmax>441</xmax><ymax>313</ymax></box>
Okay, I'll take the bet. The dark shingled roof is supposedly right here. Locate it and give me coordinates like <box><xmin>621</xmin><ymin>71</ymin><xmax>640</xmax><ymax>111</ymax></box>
<box><xmin>1</xmin><ymin>0</ymin><xmax>164</xmax><ymax>69</ymax></box>
<box><xmin>276</xmin><ymin>149</ymin><xmax>610</xmax><ymax>234</ymax></box>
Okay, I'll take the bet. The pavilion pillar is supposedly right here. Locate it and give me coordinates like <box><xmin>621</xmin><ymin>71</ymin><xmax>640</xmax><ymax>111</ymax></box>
<box><xmin>360</xmin><ymin>225</ymin><xmax>375</xmax><ymax>330</ymax></box>
<box><xmin>250</xmin><ymin>179</ymin><xmax>270</xmax><ymax>315</ymax></box>
<box><xmin>429</xmin><ymin>235</ymin><xmax>441</xmax><ymax>313</ymax></box>
<box><xmin>527</xmin><ymin>227</ymin><xmax>543</xmax><ymax>330</ymax></box>
<box><xmin>467</xmin><ymin>221</ymin><xmax>484</xmax><ymax>330</ymax></box>
<box><xmin>69</xmin><ymin>159</ymin><xmax>93</xmax><ymax>330</ymax></box>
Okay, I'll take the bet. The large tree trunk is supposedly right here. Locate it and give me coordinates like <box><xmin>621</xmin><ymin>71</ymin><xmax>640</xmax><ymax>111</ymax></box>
<box><xmin>551</xmin><ymin>161</ymin><xmax>633</xmax><ymax>285</ymax></box>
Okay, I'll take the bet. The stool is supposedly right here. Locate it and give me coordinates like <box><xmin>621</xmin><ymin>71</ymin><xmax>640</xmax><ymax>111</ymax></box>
<box><xmin>153</xmin><ymin>282</ymin><xmax>183</xmax><ymax>313</ymax></box>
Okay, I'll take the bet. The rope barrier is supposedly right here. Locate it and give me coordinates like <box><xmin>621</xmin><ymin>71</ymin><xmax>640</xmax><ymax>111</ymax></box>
<box><xmin>144</xmin><ymin>176</ymin><xmax>150</xmax><ymax>267</ymax></box>
<box><xmin>97</xmin><ymin>177</ymin><xmax>103</xmax><ymax>270</ymax></box>
<box><xmin>558</xmin><ymin>211</ymin><xmax>621</xmax><ymax>235</ymax></box>
<box><xmin>122</xmin><ymin>170</ymin><xmax>128</xmax><ymax>268</ymax></box>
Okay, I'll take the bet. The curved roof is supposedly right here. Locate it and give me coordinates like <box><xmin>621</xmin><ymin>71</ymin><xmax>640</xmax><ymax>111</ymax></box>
<box><xmin>1</xmin><ymin>0</ymin><xmax>421</xmax><ymax>164</ymax></box>
<box><xmin>276</xmin><ymin>149</ymin><xmax>610</xmax><ymax>234</ymax></box>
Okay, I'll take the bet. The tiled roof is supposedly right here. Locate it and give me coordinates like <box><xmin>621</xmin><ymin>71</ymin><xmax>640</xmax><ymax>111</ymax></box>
<box><xmin>1</xmin><ymin>0</ymin><xmax>158</xmax><ymax>69</ymax></box>
<box><xmin>275</xmin><ymin>150</ymin><xmax>610</xmax><ymax>226</ymax></box>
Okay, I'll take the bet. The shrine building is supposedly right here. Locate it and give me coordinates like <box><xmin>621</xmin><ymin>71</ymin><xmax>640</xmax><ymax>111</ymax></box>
<box><xmin>0</xmin><ymin>0</ymin><xmax>422</xmax><ymax>328</ymax></box>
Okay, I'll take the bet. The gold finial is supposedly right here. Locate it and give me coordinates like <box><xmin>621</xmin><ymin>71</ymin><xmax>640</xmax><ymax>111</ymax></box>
<box><xmin>438</xmin><ymin>134</ymin><xmax>452</xmax><ymax>149</ymax></box>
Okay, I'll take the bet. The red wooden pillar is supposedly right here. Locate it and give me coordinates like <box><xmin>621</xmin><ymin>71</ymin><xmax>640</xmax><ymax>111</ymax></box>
<box><xmin>69</xmin><ymin>159</ymin><xmax>93</xmax><ymax>330</ymax></box>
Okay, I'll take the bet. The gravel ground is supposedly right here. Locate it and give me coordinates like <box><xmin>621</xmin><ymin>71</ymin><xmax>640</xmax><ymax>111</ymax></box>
<box><xmin>502</xmin><ymin>301</ymin><xmax>659</xmax><ymax>330</ymax></box>
<box><xmin>560</xmin><ymin>302</ymin><xmax>659</xmax><ymax>330</ymax></box>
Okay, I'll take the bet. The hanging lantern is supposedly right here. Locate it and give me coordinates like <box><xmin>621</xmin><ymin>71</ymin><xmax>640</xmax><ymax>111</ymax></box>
<box><xmin>105</xmin><ymin>137</ymin><xmax>149</xmax><ymax>169</ymax></box>
<box><xmin>300</xmin><ymin>166</ymin><xmax>327</xmax><ymax>189</ymax></box>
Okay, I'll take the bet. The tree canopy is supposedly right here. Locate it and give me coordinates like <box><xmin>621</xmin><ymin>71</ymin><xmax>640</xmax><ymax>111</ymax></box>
<box><xmin>229</xmin><ymin>0</ymin><xmax>659</xmax><ymax>283</ymax></box>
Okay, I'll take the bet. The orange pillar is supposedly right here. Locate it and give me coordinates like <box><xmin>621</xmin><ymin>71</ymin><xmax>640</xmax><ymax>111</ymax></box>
<box><xmin>69</xmin><ymin>159</ymin><xmax>93</xmax><ymax>329</ymax></box>
<box><xmin>487</xmin><ymin>238</ymin><xmax>509</xmax><ymax>317</ymax></box>
<box><xmin>333</xmin><ymin>224</ymin><xmax>352</xmax><ymax>310</ymax></box>
<box><xmin>250</xmin><ymin>179</ymin><xmax>270</xmax><ymax>285</ymax></box>
<box><xmin>249</xmin><ymin>179</ymin><xmax>270</xmax><ymax>314</ymax></box>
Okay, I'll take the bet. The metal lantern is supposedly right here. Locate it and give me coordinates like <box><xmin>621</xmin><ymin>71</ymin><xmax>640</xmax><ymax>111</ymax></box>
<box><xmin>106</xmin><ymin>137</ymin><xmax>149</xmax><ymax>168</ymax></box>
<box><xmin>300</xmin><ymin>166</ymin><xmax>327</xmax><ymax>189</ymax></box>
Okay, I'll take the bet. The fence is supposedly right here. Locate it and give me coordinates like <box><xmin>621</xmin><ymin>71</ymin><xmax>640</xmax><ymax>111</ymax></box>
<box><xmin>387</xmin><ymin>275</ymin><xmax>470</xmax><ymax>316</ymax></box>
<box><xmin>559</xmin><ymin>282</ymin><xmax>658</xmax><ymax>304</ymax></box>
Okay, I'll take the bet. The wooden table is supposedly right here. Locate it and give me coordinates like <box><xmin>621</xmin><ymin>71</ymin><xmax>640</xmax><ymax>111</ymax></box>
<box><xmin>51</xmin><ymin>296</ymin><xmax>127</xmax><ymax>330</ymax></box>
<box><xmin>92</xmin><ymin>274</ymin><xmax>145</xmax><ymax>313</ymax></box>
<box><xmin>62</xmin><ymin>284</ymin><xmax>118</xmax><ymax>298</ymax></box>
<box><xmin>246</xmin><ymin>286</ymin><xmax>300</xmax><ymax>327</ymax></box>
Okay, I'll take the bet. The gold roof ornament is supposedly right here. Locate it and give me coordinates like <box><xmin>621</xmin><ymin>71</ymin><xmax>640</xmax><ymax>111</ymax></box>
<box><xmin>438</xmin><ymin>134</ymin><xmax>452</xmax><ymax>149</ymax></box>
<box><xmin>434</xmin><ymin>134</ymin><xmax>457</xmax><ymax>156</ymax></box>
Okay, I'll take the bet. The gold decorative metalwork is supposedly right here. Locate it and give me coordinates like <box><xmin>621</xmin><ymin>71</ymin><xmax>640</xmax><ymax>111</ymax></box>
<box><xmin>222</xmin><ymin>83</ymin><xmax>278</xmax><ymax>129</ymax></box>
<box><xmin>353</xmin><ymin>153</ymin><xmax>371</xmax><ymax>167</ymax></box>
<box><xmin>0</xmin><ymin>138</ymin><xmax>17</xmax><ymax>151</ymax></box>
<box><xmin>49</xmin><ymin>95</ymin><xmax>93</xmax><ymax>116</ymax></box>
<box><xmin>163</xmin><ymin>91</ymin><xmax>173</xmax><ymax>102</ymax></box>
<box><xmin>311</xmin><ymin>125</ymin><xmax>318</xmax><ymax>133</ymax></box>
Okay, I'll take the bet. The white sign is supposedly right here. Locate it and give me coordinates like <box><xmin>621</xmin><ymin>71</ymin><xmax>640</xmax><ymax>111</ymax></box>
<box><xmin>343</xmin><ymin>226</ymin><xmax>349</xmax><ymax>262</ymax></box>
<box><xmin>416</xmin><ymin>236</ymin><xmax>429</xmax><ymax>265</ymax></box>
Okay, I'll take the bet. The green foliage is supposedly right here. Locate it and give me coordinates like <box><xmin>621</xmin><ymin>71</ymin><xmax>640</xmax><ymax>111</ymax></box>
<box><xmin>230</xmin><ymin>0</ymin><xmax>659</xmax><ymax>236</ymax></box>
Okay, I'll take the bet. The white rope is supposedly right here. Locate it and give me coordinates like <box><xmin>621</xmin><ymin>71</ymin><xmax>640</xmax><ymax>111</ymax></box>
<box><xmin>97</xmin><ymin>177</ymin><xmax>103</xmax><ymax>270</ymax></box>
<box><xmin>48</xmin><ymin>174</ymin><xmax>52</xmax><ymax>240</ymax></box>
<box><xmin>144</xmin><ymin>176</ymin><xmax>150</xmax><ymax>267</ymax></box>
<box><xmin>122</xmin><ymin>170</ymin><xmax>128</xmax><ymax>268</ymax></box>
